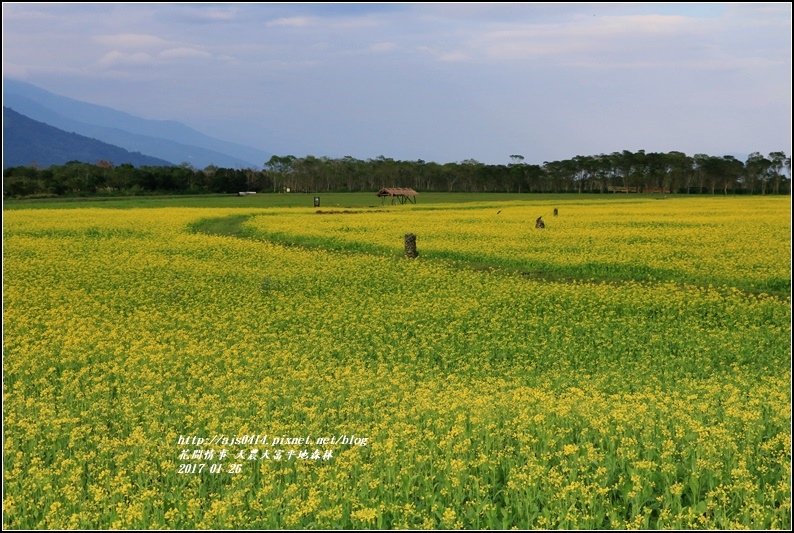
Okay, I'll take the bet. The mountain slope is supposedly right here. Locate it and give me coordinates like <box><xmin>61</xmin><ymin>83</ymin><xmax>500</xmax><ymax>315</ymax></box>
<box><xmin>3</xmin><ymin>107</ymin><xmax>173</xmax><ymax>168</ymax></box>
<box><xmin>4</xmin><ymin>79</ymin><xmax>269</xmax><ymax>168</ymax></box>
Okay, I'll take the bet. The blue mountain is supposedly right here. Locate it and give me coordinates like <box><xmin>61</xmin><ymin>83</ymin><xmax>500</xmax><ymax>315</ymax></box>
<box><xmin>3</xmin><ymin>107</ymin><xmax>172</xmax><ymax>168</ymax></box>
<box><xmin>4</xmin><ymin>79</ymin><xmax>269</xmax><ymax>169</ymax></box>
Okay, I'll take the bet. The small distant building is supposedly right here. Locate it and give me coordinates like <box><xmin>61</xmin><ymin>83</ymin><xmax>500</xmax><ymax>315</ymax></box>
<box><xmin>606</xmin><ymin>185</ymin><xmax>639</xmax><ymax>193</ymax></box>
<box><xmin>376</xmin><ymin>187</ymin><xmax>418</xmax><ymax>205</ymax></box>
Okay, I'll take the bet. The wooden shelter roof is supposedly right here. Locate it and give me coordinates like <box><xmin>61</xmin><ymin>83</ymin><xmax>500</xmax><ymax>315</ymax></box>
<box><xmin>376</xmin><ymin>187</ymin><xmax>418</xmax><ymax>197</ymax></box>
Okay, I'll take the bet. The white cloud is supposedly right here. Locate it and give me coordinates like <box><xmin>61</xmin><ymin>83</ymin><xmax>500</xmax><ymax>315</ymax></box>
<box><xmin>1</xmin><ymin>7</ymin><xmax>56</xmax><ymax>21</ymax></box>
<box><xmin>95</xmin><ymin>47</ymin><xmax>212</xmax><ymax>69</ymax></box>
<box><xmin>159</xmin><ymin>47</ymin><xmax>211</xmax><ymax>60</ymax></box>
<box><xmin>97</xmin><ymin>50</ymin><xmax>155</xmax><ymax>67</ymax></box>
<box><xmin>267</xmin><ymin>16</ymin><xmax>313</xmax><ymax>28</ymax></box>
<box><xmin>94</xmin><ymin>33</ymin><xmax>170</xmax><ymax>49</ymax></box>
<box><xmin>369</xmin><ymin>42</ymin><xmax>396</xmax><ymax>53</ymax></box>
<box><xmin>190</xmin><ymin>7</ymin><xmax>237</xmax><ymax>22</ymax></box>
<box><xmin>474</xmin><ymin>14</ymin><xmax>700</xmax><ymax>62</ymax></box>
<box><xmin>92</xmin><ymin>34</ymin><xmax>213</xmax><ymax>68</ymax></box>
<box><xmin>572</xmin><ymin>14</ymin><xmax>697</xmax><ymax>37</ymax></box>
<box><xmin>416</xmin><ymin>46</ymin><xmax>471</xmax><ymax>63</ymax></box>
<box><xmin>265</xmin><ymin>14</ymin><xmax>381</xmax><ymax>30</ymax></box>
<box><xmin>161</xmin><ymin>5</ymin><xmax>239</xmax><ymax>24</ymax></box>
<box><xmin>324</xmin><ymin>15</ymin><xmax>382</xmax><ymax>30</ymax></box>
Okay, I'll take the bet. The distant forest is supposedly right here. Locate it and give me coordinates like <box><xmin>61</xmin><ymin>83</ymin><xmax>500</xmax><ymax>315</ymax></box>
<box><xmin>3</xmin><ymin>150</ymin><xmax>791</xmax><ymax>197</ymax></box>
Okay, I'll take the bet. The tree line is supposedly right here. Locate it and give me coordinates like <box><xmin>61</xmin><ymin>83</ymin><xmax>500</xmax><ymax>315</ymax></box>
<box><xmin>3</xmin><ymin>150</ymin><xmax>790</xmax><ymax>198</ymax></box>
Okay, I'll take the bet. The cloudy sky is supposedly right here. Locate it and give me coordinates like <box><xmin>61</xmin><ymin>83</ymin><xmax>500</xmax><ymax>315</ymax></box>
<box><xmin>2</xmin><ymin>2</ymin><xmax>791</xmax><ymax>164</ymax></box>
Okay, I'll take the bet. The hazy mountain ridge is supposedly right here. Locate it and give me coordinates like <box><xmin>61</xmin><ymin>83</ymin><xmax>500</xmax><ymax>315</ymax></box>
<box><xmin>3</xmin><ymin>107</ymin><xmax>173</xmax><ymax>168</ymax></box>
<box><xmin>4</xmin><ymin>79</ymin><xmax>269</xmax><ymax>169</ymax></box>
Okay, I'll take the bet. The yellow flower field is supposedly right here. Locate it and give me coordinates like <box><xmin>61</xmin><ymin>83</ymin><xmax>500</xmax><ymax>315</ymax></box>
<box><xmin>246</xmin><ymin>196</ymin><xmax>790</xmax><ymax>293</ymax></box>
<box><xmin>3</xmin><ymin>196</ymin><xmax>791</xmax><ymax>529</ymax></box>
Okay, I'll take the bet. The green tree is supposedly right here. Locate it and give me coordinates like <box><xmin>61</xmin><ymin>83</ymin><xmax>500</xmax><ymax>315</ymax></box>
<box><xmin>745</xmin><ymin>152</ymin><xmax>771</xmax><ymax>194</ymax></box>
<box><xmin>264</xmin><ymin>155</ymin><xmax>296</xmax><ymax>192</ymax></box>
<box><xmin>768</xmin><ymin>151</ymin><xmax>791</xmax><ymax>194</ymax></box>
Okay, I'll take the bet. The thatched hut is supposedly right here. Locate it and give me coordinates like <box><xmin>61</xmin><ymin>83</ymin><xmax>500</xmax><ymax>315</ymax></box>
<box><xmin>376</xmin><ymin>187</ymin><xmax>418</xmax><ymax>205</ymax></box>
